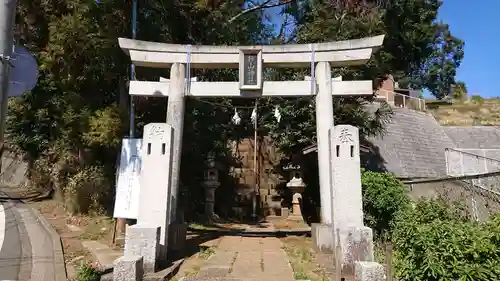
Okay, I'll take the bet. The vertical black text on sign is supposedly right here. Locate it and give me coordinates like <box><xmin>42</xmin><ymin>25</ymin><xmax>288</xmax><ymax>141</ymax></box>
<box><xmin>243</xmin><ymin>54</ymin><xmax>258</xmax><ymax>86</ymax></box>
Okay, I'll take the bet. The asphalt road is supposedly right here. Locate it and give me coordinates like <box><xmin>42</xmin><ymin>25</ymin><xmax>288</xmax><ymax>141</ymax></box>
<box><xmin>0</xmin><ymin>201</ymin><xmax>47</xmax><ymax>280</ymax></box>
<box><xmin>0</xmin><ymin>202</ymin><xmax>24</xmax><ymax>280</ymax></box>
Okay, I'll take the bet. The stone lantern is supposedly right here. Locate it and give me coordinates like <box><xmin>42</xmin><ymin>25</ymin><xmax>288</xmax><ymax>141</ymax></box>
<box><xmin>283</xmin><ymin>163</ymin><xmax>306</xmax><ymax>218</ymax></box>
<box><xmin>203</xmin><ymin>153</ymin><xmax>220</xmax><ymax>223</ymax></box>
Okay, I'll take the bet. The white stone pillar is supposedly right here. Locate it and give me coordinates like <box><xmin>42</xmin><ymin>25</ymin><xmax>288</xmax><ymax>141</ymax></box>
<box><xmin>166</xmin><ymin>63</ymin><xmax>186</xmax><ymax>222</ymax></box>
<box><xmin>330</xmin><ymin>125</ymin><xmax>374</xmax><ymax>277</ymax></box>
<box><xmin>330</xmin><ymin>125</ymin><xmax>364</xmax><ymax>228</ymax></box>
<box><xmin>315</xmin><ymin>61</ymin><xmax>334</xmax><ymax>224</ymax></box>
<box><xmin>137</xmin><ymin>123</ymin><xmax>174</xmax><ymax>261</ymax></box>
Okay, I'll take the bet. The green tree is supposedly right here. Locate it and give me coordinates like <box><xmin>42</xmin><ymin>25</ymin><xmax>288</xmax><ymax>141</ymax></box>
<box><xmin>451</xmin><ymin>81</ymin><xmax>468</xmax><ymax>101</ymax></box>
<box><xmin>413</xmin><ymin>22</ymin><xmax>465</xmax><ymax>99</ymax></box>
<box><xmin>258</xmin><ymin>0</ymin><xmax>464</xmax><ymax>153</ymax></box>
<box><xmin>8</xmin><ymin>0</ymin><xmax>272</xmax><ymax>215</ymax></box>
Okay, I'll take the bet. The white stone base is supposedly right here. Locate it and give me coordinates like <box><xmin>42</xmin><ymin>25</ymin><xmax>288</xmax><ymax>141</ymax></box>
<box><xmin>124</xmin><ymin>224</ymin><xmax>160</xmax><ymax>273</ymax></box>
<box><xmin>113</xmin><ymin>255</ymin><xmax>144</xmax><ymax>281</ymax></box>
<box><xmin>311</xmin><ymin>223</ymin><xmax>334</xmax><ymax>253</ymax></box>
<box><xmin>355</xmin><ymin>261</ymin><xmax>386</xmax><ymax>281</ymax></box>
<box><xmin>336</xmin><ymin>226</ymin><xmax>374</xmax><ymax>277</ymax></box>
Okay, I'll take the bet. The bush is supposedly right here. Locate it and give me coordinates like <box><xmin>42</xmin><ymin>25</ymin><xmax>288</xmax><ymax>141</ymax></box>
<box><xmin>361</xmin><ymin>170</ymin><xmax>410</xmax><ymax>237</ymax></box>
<box><xmin>392</xmin><ymin>199</ymin><xmax>500</xmax><ymax>281</ymax></box>
<box><xmin>470</xmin><ymin>95</ymin><xmax>484</xmax><ymax>103</ymax></box>
<box><xmin>64</xmin><ymin>165</ymin><xmax>111</xmax><ymax>215</ymax></box>
<box><xmin>30</xmin><ymin>145</ymin><xmax>81</xmax><ymax>199</ymax></box>
<box><xmin>76</xmin><ymin>262</ymin><xmax>101</xmax><ymax>281</ymax></box>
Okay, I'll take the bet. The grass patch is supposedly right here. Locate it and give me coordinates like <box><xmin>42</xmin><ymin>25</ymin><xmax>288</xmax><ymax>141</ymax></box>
<box><xmin>284</xmin><ymin>244</ymin><xmax>313</xmax><ymax>263</ymax></box>
<box><xmin>430</xmin><ymin>98</ymin><xmax>500</xmax><ymax>126</ymax></box>
<box><xmin>189</xmin><ymin>223</ymin><xmax>222</xmax><ymax>231</ymax></box>
<box><xmin>78</xmin><ymin>217</ymin><xmax>114</xmax><ymax>240</ymax></box>
<box><xmin>199</xmin><ymin>246</ymin><xmax>216</xmax><ymax>260</ymax></box>
<box><xmin>281</xmin><ymin>236</ymin><xmax>329</xmax><ymax>281</ymax></box>
<box><xmin>293</xmin><ymin>268</ymin><xmax>312</xmax><ymax>280</ymax></box>
<box><xmin>183</xmin><ymin>264</ymin><xmax>201</xmax><ymax>277</ymax></box>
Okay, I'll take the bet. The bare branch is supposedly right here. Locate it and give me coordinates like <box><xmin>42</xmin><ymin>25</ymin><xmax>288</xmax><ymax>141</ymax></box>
<box><xmin>228</xmin><ymin>0</ymin><xmax>293</xmax><ymax>24</ymax></box>
<box><xmin>277</xmin><ymin>14</ymin><xmax>286</xmax><ymax>40</ymax></box>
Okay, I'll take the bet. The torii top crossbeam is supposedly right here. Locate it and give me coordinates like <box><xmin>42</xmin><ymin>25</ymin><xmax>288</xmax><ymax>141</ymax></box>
<box><xmin>118</xmin><ymin>35</ymin><xmax>385</xmax><ymax>69</ymax></box>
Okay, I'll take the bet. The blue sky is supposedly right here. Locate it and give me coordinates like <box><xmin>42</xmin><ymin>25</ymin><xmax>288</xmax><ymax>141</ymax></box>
<box><xmin>439</xmin><ymin>1</ymin><xmax>500</xmax><ymax>98</ymax></box>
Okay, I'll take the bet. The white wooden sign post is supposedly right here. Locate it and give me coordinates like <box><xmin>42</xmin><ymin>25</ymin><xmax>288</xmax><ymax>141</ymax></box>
<box><xmin>113</xmin><ymin>138</ymin><xmax>142</xmax><ymax>219</ymax></box>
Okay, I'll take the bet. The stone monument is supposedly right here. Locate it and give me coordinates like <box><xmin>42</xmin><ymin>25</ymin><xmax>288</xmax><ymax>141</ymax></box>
<box><xmin>136</xmin><ymin>123</ymin><xmax>174</xmax><ymax>262</ymax></box>
<box><xmin>330</xmin><ymin>125</ymin><xmax>375</xmax><ymax>278</ymax></box>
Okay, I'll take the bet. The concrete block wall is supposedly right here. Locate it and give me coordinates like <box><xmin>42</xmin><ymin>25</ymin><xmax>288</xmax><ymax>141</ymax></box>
<box><xmin>230</xmin><ymin>137</ymin><xmax>283</xmax><ymax>205</ymax></box>
<box><xmin>408</xmin><ymin>180</ymin><xmax>500</xmax><ymax>222</ymax></box>
<box><xmin>0</xmin><ymin>151</ymin><xmax>28</xmax><ymax>187</ymax></box>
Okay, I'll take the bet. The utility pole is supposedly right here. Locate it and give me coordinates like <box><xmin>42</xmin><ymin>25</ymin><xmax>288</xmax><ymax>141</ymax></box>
<box><xmin>115</xmin><ymin>0</ymin><xmax>138</xmax><ymax>241</ymax></box>
<box><xmin>251</xmin><ymin>101</ymin><xmax>258</xmax><ymax>221</ymax></box>
<box><xmin>0</xmin><ymin>0</ymin><xmax>17</xmax><ymax>173</ymax></box>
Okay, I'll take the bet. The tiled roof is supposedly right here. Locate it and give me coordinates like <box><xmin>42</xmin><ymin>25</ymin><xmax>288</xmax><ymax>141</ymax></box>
<box><xmin>366</xmin><ymin>108</ymin><xmax>455</xmax><ymax>178</ymax></box>
<box><xmin>443</xmin><ymin>127</ymin><xmax>500</xmax><ymax>149</ymax></box>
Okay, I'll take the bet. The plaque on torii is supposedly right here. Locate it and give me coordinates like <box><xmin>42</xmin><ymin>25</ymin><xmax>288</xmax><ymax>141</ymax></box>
<box><xmin>239</xmin><ymin>48</ymin><xmax>263</xmax><ymax>91</ymax></box>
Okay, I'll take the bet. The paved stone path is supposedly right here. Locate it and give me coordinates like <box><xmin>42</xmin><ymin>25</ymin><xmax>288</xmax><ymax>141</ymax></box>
<box><xmin>184</xmin><ymin>236</ymin><xmax>295</xmax><ymax>281</ymax></box>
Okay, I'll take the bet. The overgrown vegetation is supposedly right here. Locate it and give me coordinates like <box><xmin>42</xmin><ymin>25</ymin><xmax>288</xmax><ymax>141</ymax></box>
<box><xmin>430</xmin><ymin>98</ymin><xmax>500</xmax><ymax>126</ymax></box>
<box><xmin>76</xmin><ymin>262</ymin><xmax>101</xmax><ymax>281</ymax></box>
<box><xmin>361</xmin><ymin>169</ymin><xmax>410</xmax><ymax>238</ymax></box>
<box><xmin>281</xmin><ymin>237</ymin><xmax>329</xmax><ymax>281</ymax></box>
<box><xmin>392</xmin><ymin>199</ymin><xmax>500</xmax><ymax>281</ymax></box>
<box><xmin>198</xmin><ymin>246</ymin><xmax>216</xmax><ymax>260</ymax></box>
<box><xmin>361</xmin><ymin>171</ymin><xmax>500</xmax><ymax>281</ymax></box>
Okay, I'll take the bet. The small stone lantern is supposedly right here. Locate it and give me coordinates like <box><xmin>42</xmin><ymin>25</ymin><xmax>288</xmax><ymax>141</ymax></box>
<box><xmin>283</xmin><ymin>163</ymin><xmax>306</xmax><ymax>218</ymax></box>
<box><xmin>203</xmin><ymin>153</ymin><xmax>220</xmax><ymax>223</ymax></box>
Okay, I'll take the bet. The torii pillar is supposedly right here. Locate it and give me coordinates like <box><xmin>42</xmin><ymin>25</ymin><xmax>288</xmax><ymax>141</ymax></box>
<box><xmin>165</xmin><ymin>63</ymin><xmax>186</xmax><ymax>252</ymax></box>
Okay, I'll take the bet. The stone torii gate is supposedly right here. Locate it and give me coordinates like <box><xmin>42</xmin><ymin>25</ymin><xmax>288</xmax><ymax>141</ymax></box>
<box><xmin>118</xmin><ymin>35</ymin><xmax>384</xmax><ymax>251</ymax></box>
